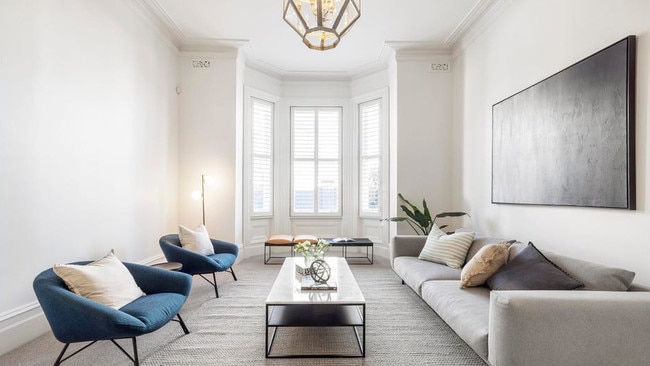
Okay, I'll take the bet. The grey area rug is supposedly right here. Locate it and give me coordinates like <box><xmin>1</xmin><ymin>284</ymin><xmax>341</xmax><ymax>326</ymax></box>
<box><xmin>1</xmin><ymin>257</ymin><xmax>486</xmax><ymax>366</ymax></box>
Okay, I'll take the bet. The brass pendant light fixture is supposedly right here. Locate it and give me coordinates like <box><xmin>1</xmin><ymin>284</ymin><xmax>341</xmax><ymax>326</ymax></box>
<box><xmin>283</xmin><ymin>0</ymin><xmax>361</xmax><ymax>51</ymax></box>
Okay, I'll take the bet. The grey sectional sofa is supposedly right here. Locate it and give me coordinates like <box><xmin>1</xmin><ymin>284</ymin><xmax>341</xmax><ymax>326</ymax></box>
<box><xmin>391</xmin><ymin>235</ymin><xmax>650</xmax><ymax>366</ymax></box>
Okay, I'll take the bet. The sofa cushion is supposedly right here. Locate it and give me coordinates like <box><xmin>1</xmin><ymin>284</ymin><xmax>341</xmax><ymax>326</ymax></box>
<box><xmin>460</xmin><ymin>241</ymin><xmax>514</xmax><ymax>288</ymax></box>
<box><xmin>543</xmin><ymin>251</ymin><xmax>635</xmax><ymax>291</ymax></box>
<box><xmin>419</xmin><ymin>225</ymin><xmax>475</xmax><ymax>269</ymax></box>
<box><xmin>464</xmin><ymin>236</ymin><xmax>516</xmax><ymax>263</ymax></box>
<box><xmin>393</xmin><ymin>256</ymin><xmax>461</xmax><ymax>294</ymax></box>
<box><xmin>487</xmin><ymin>242</ymin><xmax>584</xmax><ymax>291</ymax></box>
<box><xmin>508</xmin><ymin>241</ymin><xmax>527</xmax><ymax>260</ymax></box>
<box><xmin>421</xmin><ymin>280</ymin><xmax>490</xmax><ymax>360</ymax></box>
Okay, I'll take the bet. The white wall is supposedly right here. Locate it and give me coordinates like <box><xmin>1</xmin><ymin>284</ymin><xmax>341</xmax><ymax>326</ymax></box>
<box><xmin>0</xmin><ymin>0</ymin><xmax>180</xmax><ymax>354</ymax></box>
<box><xmin>394</xmin><ymin>54</ymin><xmax>456</xmax><ymax>234</ymax></box>
<box><xmin>177</xmin><ymin>51</ymin><xmax>241</xmax><ymax>243</ymax></box>
<box><xmin>454</xmin><ymin>0</ymin><xmax>650</xmax><ymax>284</ymax></box>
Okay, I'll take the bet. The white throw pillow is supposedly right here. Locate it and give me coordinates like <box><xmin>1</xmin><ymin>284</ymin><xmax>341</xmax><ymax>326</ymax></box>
<box><xmin>179</xmin><ymin>224</ymin><xmax>215</xmax><ymax>255</ymax></box>
<box><xmin>418</xmin><ymin>225</ymin><xmax>475</xmax><ymax>269</ymax></box>
<box><xmin>53</xmin><ymin>250</ymin><xmax>145</xmax><ymax>309</ymax></box>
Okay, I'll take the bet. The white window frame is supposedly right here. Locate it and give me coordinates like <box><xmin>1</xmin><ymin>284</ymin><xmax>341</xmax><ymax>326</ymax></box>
<box><xmin>290</xmin><ymin>106</ymin><xmax>342</xmax><ymax>217</ymax></box>
<box><xmin>358</xmin><ymin>98</ymin><xmax>383</xmax><ymax>217</ymax></box>
<box><xmin>244</xmin><ymin>90</ymin><xmax>278</xmax><ymax>219</ymax></box>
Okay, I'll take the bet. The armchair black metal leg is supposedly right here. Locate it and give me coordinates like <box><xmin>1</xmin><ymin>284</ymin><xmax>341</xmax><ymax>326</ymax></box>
<box><xmin>175</xmin><ymin>313</ymin><xmax>190</xmax><ymax>334</ymax></box>
<box><xmin>54</xmin><ymin>343</ymin><xmax>70</xmax><ymax>366</ymax></box>
<box><xmin>53</xmin><ymin>341</ymin><xmax>97</xmax><ymax>365</ymax></box>
<box><xmin>229</xmin><ymin>267</ymin><xmax>237</xmax><ymax>281</ymax></box>
<box><xmin>198</xmin><ymin>273</ymin><xmax>219</xmax><ymax>298</ymax></box>
<box><xmin>132</xmin><ymin>338</ymin><xmax>139</xmax><ymax>366</ymax></box>
<box><xmin>110</xmin><ymin>338</ymin><xmax>138</xmax><ymax>366</ymax></box>
<box><xmin>212</xmin><ymin>272</ymin><xmax>219</xmax><ymax>298</ymax></box>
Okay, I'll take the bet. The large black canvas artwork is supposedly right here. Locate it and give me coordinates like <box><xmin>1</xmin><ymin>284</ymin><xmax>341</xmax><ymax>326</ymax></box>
<box><xmin>492</xmin><ymin>36</ymin><xmax>636</xmax><ymax>209</ymax></box>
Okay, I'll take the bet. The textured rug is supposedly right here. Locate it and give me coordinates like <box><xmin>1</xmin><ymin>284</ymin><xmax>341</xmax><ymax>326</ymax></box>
<box><xmin>1</xmin><ymin>257</ymin><xmax>487</xmax><ymax>366</ymax></box>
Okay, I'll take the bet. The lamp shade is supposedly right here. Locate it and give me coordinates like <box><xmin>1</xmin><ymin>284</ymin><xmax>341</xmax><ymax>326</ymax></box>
<box><xmin>283</xmin><ymin>0</ymin><xmax>360</xmax><ymax>51</ymax></box>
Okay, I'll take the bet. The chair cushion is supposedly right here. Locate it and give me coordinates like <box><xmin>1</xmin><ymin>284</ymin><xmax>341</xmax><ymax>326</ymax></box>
<box><xmin>179</xmin><ymin>224</ymin><xmax>215</xmax><ymax>255</ymax></box>
<box><xmin>120</xmin><ymin>293</ymin><xmax>187</xmax><ymax>332</ymax></box>
<box><xmin>53</xmin><ymin>251</ymin><xmax>144</xmax><ymax>309</ymax></box>
<box><xmin>265</xmin><ymin>234</ymin><xmax>293</xmax><ymax>244</ymax></box>
<box><xmin>208</xmin><ymin>252</ymin><xmax>238</xmax><ymax>271</ymax></box>
<box><xmin>419</xmin><ymin>225</ymin><xmax>475</xmax><ymax>269</ymax></box>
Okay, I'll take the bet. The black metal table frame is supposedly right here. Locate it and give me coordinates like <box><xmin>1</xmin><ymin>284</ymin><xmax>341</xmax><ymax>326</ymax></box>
<box><xmin>264</xmin><ymin>243</ymin><xmax>294</xmax><ymax>264</ymax></box>
<box><xmin>265</xmin><ymin>303</ymin><xmax>366</xmax><ymax>358</ymax></box>
<box><xmin>265</xmin><ymin>238</ymin><xmax>374</xmax><ymax>265</ymax></box>
<box><xmin>327</xmin><ymin>239</ymin><xmax>374</xmax><ymax>265</ymax></box>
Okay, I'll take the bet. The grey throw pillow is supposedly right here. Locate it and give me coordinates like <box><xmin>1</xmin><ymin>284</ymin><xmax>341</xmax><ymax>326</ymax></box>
<box><xmin>486</xmin><ymin>242</ymin><xmax>584</xmax><ymax>291</ymax></box>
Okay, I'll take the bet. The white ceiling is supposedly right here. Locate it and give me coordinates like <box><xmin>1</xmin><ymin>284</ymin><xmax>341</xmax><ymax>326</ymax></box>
<box><xmin>144</xmin><ymin>0</ymin><xmax>494</xmax><ymax>77</ymax></box>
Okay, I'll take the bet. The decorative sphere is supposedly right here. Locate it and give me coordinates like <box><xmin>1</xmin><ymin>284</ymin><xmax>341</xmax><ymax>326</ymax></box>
<box><xmin>309</xmin><ymin>259</ymin><xmax>331</xmax><ymax>283</ymax></box>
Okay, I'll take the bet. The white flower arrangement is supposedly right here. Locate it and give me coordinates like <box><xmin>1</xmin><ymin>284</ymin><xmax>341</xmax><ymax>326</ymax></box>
<box><xmin>294</xmin><ymin>239</ymin><xmax>330</xmax><ymax>257</ymax></box>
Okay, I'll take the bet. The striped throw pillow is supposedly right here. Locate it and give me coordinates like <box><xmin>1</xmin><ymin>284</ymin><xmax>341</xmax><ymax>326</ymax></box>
<box><xmin>418</xmin><ymin>225</ymin><xmax>475</xmax><ymax>269</ymax></box>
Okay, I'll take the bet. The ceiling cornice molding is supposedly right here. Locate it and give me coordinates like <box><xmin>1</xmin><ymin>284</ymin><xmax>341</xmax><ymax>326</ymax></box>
<box><xmin>445</xmin><ymin>0</ymin><xmax>495</xmax><ymax>46</ymax></box>
<box><xmin>180</xmin><ymin>38</ymin><xmax>248</xmax><ymax>55</ymax></box>
<box><xmin>130</xmin><ymin>0</ymin><xmax>506</xmax><ymax>80</ymax></box>
<box><xmin>449</xmin><ymin>0</ymin><xmax>512</xmax><ymax>55</ymax></box>
<box><xmin>385</xmin><ymin>41</ymin><xmax>452</xmax><ymax>62</ymax></box>
<box><xmin>131</xmin><ymin>0</ymin><xmax>185</xmax><ymax>48</ymax></box>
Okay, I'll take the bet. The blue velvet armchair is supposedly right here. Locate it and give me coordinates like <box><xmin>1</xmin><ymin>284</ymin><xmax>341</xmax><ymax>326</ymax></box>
<box><xmin>33</xmin><ymin>262</ymin><xmax>192</xmax><ymax>366</ymax></box>
<box><xmin>159</xmin><ymin>234</ymin><xmax>238</xmax><ymax>298</ymax></box>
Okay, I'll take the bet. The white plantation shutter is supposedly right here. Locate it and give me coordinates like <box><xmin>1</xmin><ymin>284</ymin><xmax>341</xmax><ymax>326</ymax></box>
<box><xmin>359</xmin><ymin>99</ymin><xmax>381</xmax><ymax>215</ymax></box>
<box><xmin>291</xmin><ymin>107</ymin><xmax>341</xmax><ymax>215</ymax></box>
<box><xmin>251</xmin><ymin>97</ymin><xmax>273</xmax><ymax>215</ymax></box>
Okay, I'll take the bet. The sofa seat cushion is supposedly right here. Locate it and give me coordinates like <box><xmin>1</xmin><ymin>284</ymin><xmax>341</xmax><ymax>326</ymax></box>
<box><xmin>393</xmin><ymin>256</ymin><xmax>461</xmax><ymax>294</ymax></box>
<box><xmin>421</xmin><ymin>281</ymin><xmax>490</xmax><ymax>360</ymax></box>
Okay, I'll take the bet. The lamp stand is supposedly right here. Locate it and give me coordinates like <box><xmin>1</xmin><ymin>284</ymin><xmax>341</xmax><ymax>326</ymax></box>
<box><xmin>201</xmin><ymin>174</ymin><xmax>206</xmax><ymax>225</ymax></box>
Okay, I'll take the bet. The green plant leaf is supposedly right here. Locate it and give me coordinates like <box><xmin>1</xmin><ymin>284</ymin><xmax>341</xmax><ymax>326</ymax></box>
<box><xmin>385</xmin><ymin>194</ymin><xmax>469</xmax><ymax>236</ymax></box>
<box><xmin>422</xmin><ymin>199</ymin><xmax>432</xmax><ymax>232</ymax></box>
<box><xmin>435</xmin><ymin>211</ymin><xmax>468</xmax><ymax>218</ymax></box>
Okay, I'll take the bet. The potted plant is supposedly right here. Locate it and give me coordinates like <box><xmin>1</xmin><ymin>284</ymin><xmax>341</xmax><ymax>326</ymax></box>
<box><xmin>383</xmin><ymin>193</ymin><xmax>468</xmax><ymax>235</ymax></box>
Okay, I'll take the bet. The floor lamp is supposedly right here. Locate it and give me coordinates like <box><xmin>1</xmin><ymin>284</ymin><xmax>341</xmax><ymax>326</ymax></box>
<box><xmin>192</xmin><ymin>174</ymin><xmax>214</xmax><ymax>225</ymax></box>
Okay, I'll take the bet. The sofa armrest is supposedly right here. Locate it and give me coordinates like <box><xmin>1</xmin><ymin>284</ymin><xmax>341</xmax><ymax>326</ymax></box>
<box><xmin>488</xmin><ymin>290</ymin><xmax>650</xmax><ymax>366</ymax></box>
<box><xmin>390</xmin><ymin>235</ymin><xmax>427</xmax><ymax>264</ymax></box>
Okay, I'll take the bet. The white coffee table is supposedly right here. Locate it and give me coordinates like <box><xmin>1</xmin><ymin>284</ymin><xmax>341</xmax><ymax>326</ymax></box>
<box><xmin>265</xmin><ymin>257</ymin><xmax>366</xmax><ymax>358</ymax></box>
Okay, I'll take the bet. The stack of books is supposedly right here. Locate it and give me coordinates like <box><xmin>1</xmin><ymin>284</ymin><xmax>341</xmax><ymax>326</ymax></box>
<box><xmin>300</xmin><ymin>275</ymin><xmax>337</xmax><ymax>291</ymax></box>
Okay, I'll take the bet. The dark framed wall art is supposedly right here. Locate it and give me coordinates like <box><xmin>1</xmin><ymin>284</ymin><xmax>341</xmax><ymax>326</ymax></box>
<box><xmin>492</xmin><ymin>36</ymin><xmax>636</xmax><ymax>209</ymax></box>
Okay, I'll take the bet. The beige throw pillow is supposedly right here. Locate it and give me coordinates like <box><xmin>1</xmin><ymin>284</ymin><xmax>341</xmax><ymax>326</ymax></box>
<box><xmin>460</xmin><ymin>241</ymin><xmax>514</xmax><ymax>288</ymax></box>
<box><xmin>418</xmin><ymin>225</ymin><xmax>475</xmax><ymax>269</ymax></box>
<box><xmin>53</xmin><ymin>250</ymin><xmax>145</xmax><ymax>309</ymax></box>
<box><xmin>179</xmin><ymin>224</ymin><xmax>215</xmax><ymax>255</ymax></box>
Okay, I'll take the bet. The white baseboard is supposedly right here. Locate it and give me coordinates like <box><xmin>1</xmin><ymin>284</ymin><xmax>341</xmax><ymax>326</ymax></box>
<box><xmin>0</xmin><ymin>302</ymin><xmax>50</xmax><ymax>356</ymax></box>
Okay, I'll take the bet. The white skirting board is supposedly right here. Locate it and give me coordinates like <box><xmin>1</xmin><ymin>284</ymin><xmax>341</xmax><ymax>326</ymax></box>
<box><xmin>0</xmin><ymin>302</ymin><xmax>50</xmax><ymax>356</ymax></box>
